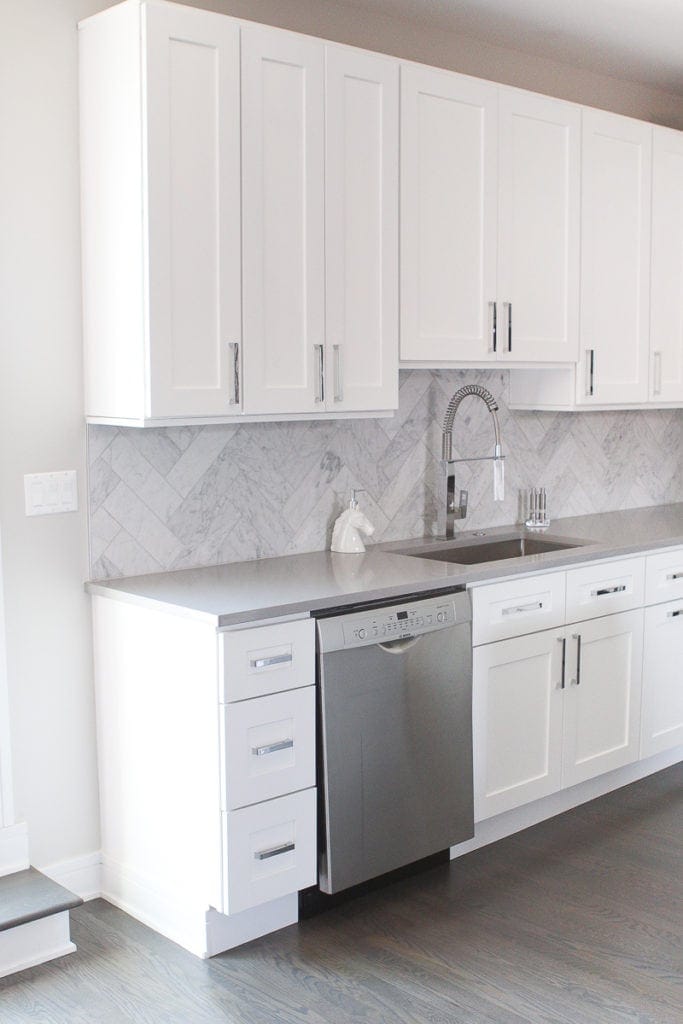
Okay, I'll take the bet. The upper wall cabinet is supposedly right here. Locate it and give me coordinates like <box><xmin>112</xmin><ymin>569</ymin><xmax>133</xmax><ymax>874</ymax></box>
<box><xmin>80</xmin><ymin>1</ymin><xmax>241</xmax><ymax>423</ymax></box>
<box><xmin>400</xmin><ymin>70</ymin><xmax>580</xmax><ymax>365</ymax></box>
<box><xmin>650</xmin><ymin>127</ymin><xmax>683</xmax><ymax>404</ymax></box>
<box><xmin>80</xmin><ymin>2</ymin><xmax>398</xmax><ymax>426</ymax></box>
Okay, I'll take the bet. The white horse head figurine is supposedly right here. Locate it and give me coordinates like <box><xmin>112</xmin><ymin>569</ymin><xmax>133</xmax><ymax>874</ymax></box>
<box><xmin>331</xmin><ymin>506</ymin><xmax>375</xmax><ymax>553</ymax></box>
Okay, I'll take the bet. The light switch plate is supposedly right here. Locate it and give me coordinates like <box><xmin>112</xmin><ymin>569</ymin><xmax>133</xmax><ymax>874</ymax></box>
<box><xmin>24</xmin><ymin>471</ymin><xmax>78</xmax><ymax>516</ymax></box>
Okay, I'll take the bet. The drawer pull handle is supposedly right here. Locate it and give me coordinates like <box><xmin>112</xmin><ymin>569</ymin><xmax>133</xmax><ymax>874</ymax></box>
<box><xmin>668</xmin><ymin>609</ymin><xmax>683</xmax><ymax>619</ymax></box>
<box><xmin>254</xmin><ymin>841</ymin><xmax>295</xmax><ymax>861</ymax></box>
<box><xmin>593</xmin><ymin>585</ymin><xmax>626</xmax><ymax>597</ymax></box>
<box><xmin>250</xmin><ymin>653</ymin><xmax>292</xmax><ymax>670</ymax></box>
<box><xmin>252</xmin><ymin>739</ymin><xmax>294</xmax><ymax>757</ymax></box>
<box><xmin>667</xmin><ymin>572</ymin><xmax>683</xmax><ymax>581</ymax></box>
<box><xmin>502</xmin><ymin>601</ymin><xmax>543</xmax><ymax>616</ymax></box>
<box><xmin>572</xmin><ymin>633</ymin><xmax>582</xmax><ymax>686</ymax></box>
<box><xmin>558</xmin><ymin>636</ymin><xmax>567</xmax><ymax>690</ymax></box>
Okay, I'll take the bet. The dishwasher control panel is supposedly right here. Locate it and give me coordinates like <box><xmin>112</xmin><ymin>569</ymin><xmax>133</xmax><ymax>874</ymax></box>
<box><xmin>340</xmin><ymin>598</ymin><xmax>457</xmax><ymax>648</ymax></box>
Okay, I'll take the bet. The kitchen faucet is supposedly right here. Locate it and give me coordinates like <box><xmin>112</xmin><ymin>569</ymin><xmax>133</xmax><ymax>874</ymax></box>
<box><xmin>441</xmin><ymin>385</ymin><xmax>505</xmax><ymax>538</ymax></box>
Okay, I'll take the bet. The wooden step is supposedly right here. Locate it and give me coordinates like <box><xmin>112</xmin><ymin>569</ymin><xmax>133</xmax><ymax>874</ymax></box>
<box><xmin>0</xmin><ymin>867</ymin><xmax>82</xmax><ymax>932</ymax></box>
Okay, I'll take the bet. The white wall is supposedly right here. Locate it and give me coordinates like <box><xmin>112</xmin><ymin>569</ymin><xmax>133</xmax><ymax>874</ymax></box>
<box><xmin>0</xmin><ymin>0</ymin><xmax>681</xmax><ymax>880</ymax></box>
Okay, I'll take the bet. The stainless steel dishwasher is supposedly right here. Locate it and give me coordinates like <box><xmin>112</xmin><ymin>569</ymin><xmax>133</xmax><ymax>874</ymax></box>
<box><xmin>315</xmin><ymin>589</ymin><xmax>473</xmax><ymax>894</ymax></box>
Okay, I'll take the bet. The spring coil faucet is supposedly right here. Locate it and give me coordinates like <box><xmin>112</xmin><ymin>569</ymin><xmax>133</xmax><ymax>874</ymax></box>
<box><xmin>441</xmin><ymin>385</ymin><xmax>505</xmax><ymax>538</ymax></box>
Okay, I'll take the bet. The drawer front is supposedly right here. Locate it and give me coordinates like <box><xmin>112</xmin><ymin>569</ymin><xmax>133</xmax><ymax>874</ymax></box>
<box><xmin>471</xmin><ymin>572</ymin><xmax>566</xmax><ymax>645</ymax></box>
<box><xmin>221</xmin><ymin>788</ymin><xmax>317</xmax><ymax>915</ymax></box>
<box><xmin>221</xmin><ymin>687</ymin><xmax>316</xmax><ymax>810</ymax></box>
<box><xmin>220</xmin><ymin>618</ymin><xmax>315</xmax><ymax>702</ymax></box>
<box><xmin>645</xmin><ymin>548</ymin><xmax>683</xmax><ymax>606</ymax></box>
<box><xmin>566</xmin><ymin>557</ymin><xmax>644</xmax><ymax>623</ymax></box>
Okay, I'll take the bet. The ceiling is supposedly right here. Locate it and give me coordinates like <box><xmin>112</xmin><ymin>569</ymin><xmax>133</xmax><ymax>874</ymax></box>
<box><xmin>357</xmin><ymin>0</ymin><xmax>683</xmax><ymax>95</ymax></box>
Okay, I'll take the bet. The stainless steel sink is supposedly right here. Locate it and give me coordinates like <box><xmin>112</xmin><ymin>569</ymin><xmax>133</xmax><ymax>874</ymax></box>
<box><xmin>395</xmin><ymin>534</ymin><xmax>587</xmax><ymax>565</ymax></box>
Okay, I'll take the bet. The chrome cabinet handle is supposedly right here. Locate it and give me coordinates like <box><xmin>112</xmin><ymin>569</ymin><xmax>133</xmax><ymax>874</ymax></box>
<box><xmin>653</xmin><ymin>350</ymin><xmax>663</xmax><ymax>396</ymax></box>
<box><xmin>228</xmin><ymin>342</ymin><xmax>240</xmax><ymax>405</ymax></box>
<box><xmin>251</xmin><ymin>738</ymin><xmax>294</xmax><ymax>757</ymax></box>
<box><xmin>668</xmin><ymin>609</ymin><xmax>683</xmax><ymax>619</ymax></box>
<box><xmin>586</xmin><ymin>349</ymin><xmax>595</xmax><ymax>396</ymax></box>
<box><xmin>490</xmin><ymin>301</ymin><xmax>497</xmax><ymax>353</ymax></box>
<box><xmin>333</xmin><ymin>344</ymin><xmax>343</xmax><ymax>402</ymax></box>
<box><xmin>667</xmin><ymin>572</ymin><xmax>683</xmax><ymax>581</ymax></box>
<box><xmin>501</xmin><ymin>601</ymin><xmax>543</xmax><ymax>616</ymax></box>
<box><xmin>593</xmin><ymin>584</ymin><xmax>626</xmax><ymax>597</ymax></box>
<box><xmin>254</xmin><ymin>841</ymin><xmax>295</xmax><ymax>861</ymax></box>
<box><xmin>572</xmin><ymin>633</ymin><xmax>582</xmax><ymax>685</ymax></box>
<box><xmin>558</xmin><ymin>636</ymin><xmax>567</xmax><ymax>689</ymax></box>
<box><xmin>250</xmin><ymin>652</ymin><xmax>292</xmax><ymax>670</ymax></box>
<box><xmin>507</xmin><ymin>302</ymin><xmax>512</xmax><ymax>353</ymax></box>
<box><xmin>315</xmin><ymin>344</ymin><xmax>325</xmax><ymax>403</ymax></box>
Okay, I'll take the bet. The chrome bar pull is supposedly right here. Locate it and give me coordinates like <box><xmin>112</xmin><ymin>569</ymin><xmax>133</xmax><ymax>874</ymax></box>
<box><xmin>594</xmin><ymin>584</ymin><xmax>627</xmax><ymax>597</ymax></box>
<box><xmin>558</xmin><ymin>636</ymin><xmax>567</xmax><ymax>689</ymax></box>
<box><xmin>490</xmin><ymin>301</ymin><xmax>497</xmax><ymax>353</ymax></box>
<box><xmin>667</xmin><ymin>572</ymin><xmax>683</xmax><ymax>581</ymax></box>
<box><xmin>333</xmin><ymin>344</ymin><xmax>343</xmax><ymax>402</ymax></box>
<box><xmin>314</xmin><ymin>344</ymin><xmax>325</xmax><ymax>403</ymax></box>
<box><xmin>572</xmin><ymin>633</ymin><xmax>582</xmax><ymax>685</ymax></box>
<box><xmin>668</xmin><ymin>609</ymin><xmax>683</xmax><ymax>619</ymax></box>
<box><xmin>587</xmin><ymin>349</ymin><xmax>595</xmax><ymax>396</ymax></box>
<box><xmin>252</xmin><ymin>738</ymin><xmax>294</xmax><ymax>757</ymax></box>
<box><xmin>507</xmin><ymin>302</ymin><xmax>512</xmax><ymax>353</ymax></box>
<box><xmin>653</xmin><ymin>350</ymin><xmax>663</xmax><ymax>396</ymax></box>
<box><xmin>250</xmin><ymin>652</ymin><xmax>292</xmax><ymax>670</ymax></box>
<box><xmin>228</xmin><ymin>342</ymin><xmax>240</xmax><ymax>405</ymax></box>
<box><xmin>254</xmin><ymin>841</ymin><xmax>295</xmax><ymax>861</ymax></box>
<box><xmin>502</xmin><ymin>601</ymin><xmax>543</xmax><ymax>616</ymax></box>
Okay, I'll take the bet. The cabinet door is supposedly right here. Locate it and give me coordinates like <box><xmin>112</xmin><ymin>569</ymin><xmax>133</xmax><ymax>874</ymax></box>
<box><xmin>144</xmin><ymin>4</ymin><xmax>241</xmax><ymax>418</ymax></box>
<box><xmin>562</xmin><ymin>610</ymin><xmax>643</xmax><ymax>788</ymax></box>
<box><xmin>400</xmin><ymin>66</ymin><xmax>498</xmax><ymax>362</ymax></box>
<box><xmin>650</xmin><ymin>127</ymin><xmax>683</xmax><ymax>403</ymax></box>
<box><xmin>241</xmin><ymin>26</ymin><xmax>325</xmax><ymax>414</ymax></box>
<box><xmin>578</xmin><ymin>111</ymin><xmax>651</xmax><ymax>405</ymax></box>
<box><xmin>473</xmin><ymin>629</ymin><xmax>564</xmax><ymax>820</ymax></box>
<box><xmin>641</xmin><ymin>601</ymin><xmax>683</xmax><ymax>758</ymax></box>
<box><xmin>497</xmin><ymin>89</ymin><xmax>580</xmax><ymax>363</ymax></box>
<box><xmin>325</xmin><ymin>47</ymin><xmax>398</xmax><ymax>412</ymax></box>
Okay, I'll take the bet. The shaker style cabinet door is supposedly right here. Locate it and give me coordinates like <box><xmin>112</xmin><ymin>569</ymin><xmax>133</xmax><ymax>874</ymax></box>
<box><xmin>578</xmin><ymin>110</ymin><xmax>651</xmax><ymax>405</ymax></box>
<box><xmin>241</xmin><ymin>25</ymin><xmax>325</xmax><ymax>415</ymax></box>
<box><xmin>473</xmin><ymin>629</ymin><xmax>565</xmax><ymax>821</ymax></box>
<box><xmin>649</xmin><ymin>127</ymin><xmax>683</xmax><ymax>403</ymax></box>
<box><xmin>325</xmin><ymin>47</ymin><xmax>399</xmax><ymax>412</ymax></box>
<box><xmin>641</xmin><ymin>601</ymin><xmax>683</xmax><ymax>758</ymax></box>
<box><xmin>144</xmin><ymin>3</ymin><xmax>241</xmax><ymax>418</ymax></box>
<box><xmin>561</xmin><ymin>610</ymin><xmax>643</xmax><ymax>788</ymax></box>
<box><xmin>497</xmin><ymin>89</ymin><xmax>580</xmax><ymax>364</ymax></box>
<box><xmin>400</xmin><ymin>66</ymin><xmax>498</xmax><ymax>362</ymax></box>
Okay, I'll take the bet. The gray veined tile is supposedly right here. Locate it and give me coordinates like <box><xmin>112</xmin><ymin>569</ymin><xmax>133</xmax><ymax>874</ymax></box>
<box><xmin>166</xmin><ymin>424</ymin><xmax>237</xmax><ymax>498</ymax></box>
<box><xmin>87</xmin><ymin>424</ymin><xmax>118</xmax><ymax>464</ymax></box>
<box><xmin>107</xmin><ymin>433</ymin><xmax>184</xmax><ymax>520</ymax></box>
<box><xmin>88</xmin><ymin>456</ymin><xmax>121</xmax><ymax>511</ymax></box>
<box><xmin>90</xmin><ymin>506</ymin><xmax>121</xmax><ymax>563</ymax></box>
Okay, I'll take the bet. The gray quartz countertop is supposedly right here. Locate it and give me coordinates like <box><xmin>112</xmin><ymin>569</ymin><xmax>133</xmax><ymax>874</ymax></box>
<box><xmin>85</xmin><ymin>503</ymin><xmax>683</xmax><ymax>627</ymax></box>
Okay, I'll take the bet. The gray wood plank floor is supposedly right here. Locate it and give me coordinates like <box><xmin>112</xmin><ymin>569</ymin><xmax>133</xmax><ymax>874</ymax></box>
<box><xmin>1</xmin><ymin>763</ymin><xmax>681</xmax><ymax>1024</ymax></box>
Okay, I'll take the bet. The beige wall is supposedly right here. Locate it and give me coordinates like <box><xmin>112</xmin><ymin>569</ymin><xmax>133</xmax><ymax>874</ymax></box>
<box><xmin>190</xmin><ymin>0</ymin><xmax>683</xmax><ymax>128</ymax></box>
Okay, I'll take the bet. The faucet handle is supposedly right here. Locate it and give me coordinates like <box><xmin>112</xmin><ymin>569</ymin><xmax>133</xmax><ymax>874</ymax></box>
<box><xmin>459</xmin><ymin>489</ymin><xmax>468</xmax><ymax>517</ymax></box>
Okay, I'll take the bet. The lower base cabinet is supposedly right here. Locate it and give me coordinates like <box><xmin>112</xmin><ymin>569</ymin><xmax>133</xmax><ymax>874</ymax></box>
<box><xmin>641</xmin><ymin>599</ymin><xmax>683</xmax><ymax>757</ymax></box>
<box><xmin>473</xmin><ymin>610</ymin><xmax>644</xmax><ymax>821</ymax></box>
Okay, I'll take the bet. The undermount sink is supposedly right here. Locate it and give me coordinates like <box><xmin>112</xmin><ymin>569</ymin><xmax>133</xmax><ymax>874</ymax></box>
<box><xmin>397</xmin><ymin>534</ymin><xmax>587</xmax><ymax>565</ymax></box>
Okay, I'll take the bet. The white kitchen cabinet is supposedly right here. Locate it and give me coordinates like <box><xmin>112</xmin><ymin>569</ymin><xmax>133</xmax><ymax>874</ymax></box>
<box><xmin>641</xmin><ymin>600</ymin><xmax>683</xmax><ymax>758</ymax></box>
<box><xmin>325</xmin><ymin>47</ymin><xmax>399</xmax><ymax>412</ymax></box>
<box><xmin>80</xmin><ymin>0</ymin><xmax>241</xmax><ymax>423</ymax></box>
<box><xmin>561</xmin><ymin>610</ymin><xmax>643</xmax><ymax>788</ymax></box>
<box><xmin>400</xmin><ymin>73</ymin><xmax>579</xmax><ymax>366</ymax></box>
<box><xmin>496</xmin><ymin>89</ymin><xmax>580</xmax><ymax>363</ymax></box>
<box><xmin>650</xmin><ymin>127</ymin><xmax>683</xmax><ymax>403</ymax></box>
<box><xmin>473</xmin><ymin>629</ymin><xmax>565</xmax><ymax>819</ymax></box>
<box><xmin>241</xmin><ymin>25</ymin><xmax>325</xmax><ymax>415</ymax></box>
<box><xmin>400</xmin><ymin>65</ymin><xmax>498</xmax><ymax>362</ymax></box>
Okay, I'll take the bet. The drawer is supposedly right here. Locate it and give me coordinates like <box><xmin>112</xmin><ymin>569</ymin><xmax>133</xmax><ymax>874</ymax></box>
<box><xmin>221</xmin><ymin>788</ymin><xmax>317</xmax><ymax>915</ymax></box>
<box><xmin>645</xmin><ymin>548</ymin><xmax>683</xmax><ymax>606</ymax></box>
<box><xmin>221</xmin><ymin>687</ymin><xmax>316</xmax><ymax>810</ymax></box>
<box><xmin>566</xmin><ymin>557</ymin><xmax>644</xmax><ymax>623</ymax></box>
<box><xmin>471</xmin><ymin>572</ymin><xmax>565</xmax><ymax>645</ymax></box>
<box><xmin>220</xmin><ymin>618</ymin><xmax>315</xmax><ymax>702</ymax></box>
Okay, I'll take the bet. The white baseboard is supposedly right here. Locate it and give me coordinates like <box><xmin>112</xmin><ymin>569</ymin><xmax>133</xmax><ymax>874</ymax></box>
<box><xmin>0</xmin><ymin>911</ymin><xmax>75</xmax><ymax>979</ymax></box>
<box><xmin>0</xmin><ymin>821</ymin><xmax>29</xmax><ymax>877</ymax></box>
<box><xmin>451</xmin><ymin>746</ymin><xmax>683</xmax><ymax>860</ymax></box>
<box><xmin>38</xmin><ymin>851</ymin><xmax>102</xmax><ymax>901</ymax></box>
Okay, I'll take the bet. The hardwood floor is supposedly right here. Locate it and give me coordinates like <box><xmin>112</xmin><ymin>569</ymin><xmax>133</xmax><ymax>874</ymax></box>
<box><xmin>1</xmin><ymin>763</ymin><xmax>681</xmax><ymax>1023</ymax></box>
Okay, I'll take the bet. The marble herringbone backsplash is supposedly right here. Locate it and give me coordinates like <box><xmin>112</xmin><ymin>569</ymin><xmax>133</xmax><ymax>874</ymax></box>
<box><xmin>87</xmin><ymin>369</ymin><xmax>683</xmax><ymax>579</ymax></box>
